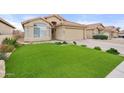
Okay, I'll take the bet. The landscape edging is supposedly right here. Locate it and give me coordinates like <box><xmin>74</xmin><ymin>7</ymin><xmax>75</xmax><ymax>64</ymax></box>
<box><xmin>0</xmin><ymin>60</ymin><xmax>5</xmax><ymax>78</ymax></box>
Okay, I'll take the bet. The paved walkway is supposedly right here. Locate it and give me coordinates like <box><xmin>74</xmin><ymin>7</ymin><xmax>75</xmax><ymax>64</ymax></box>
<box><xmin>106</xmin><ymin>61</ymin><xmax>124</xmax><ymax>78</ymax></box>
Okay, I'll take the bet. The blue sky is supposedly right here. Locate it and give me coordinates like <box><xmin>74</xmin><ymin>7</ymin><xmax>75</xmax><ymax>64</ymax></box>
<box><xmin>0</xmin><ymin>14</ymin><xmax>124</xmax><ymax>31</ymax></box>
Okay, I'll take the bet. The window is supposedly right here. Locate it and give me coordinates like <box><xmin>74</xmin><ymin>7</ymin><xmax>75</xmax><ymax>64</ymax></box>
<box><xmin>51</xmin><ymin>21</ymin><xmax>57</xmax><ymax>25</ymax></box>
<box><xmin>34</xmin><ymin>23</ymin><xmax>48</xmax><ymax>38</ymax></box>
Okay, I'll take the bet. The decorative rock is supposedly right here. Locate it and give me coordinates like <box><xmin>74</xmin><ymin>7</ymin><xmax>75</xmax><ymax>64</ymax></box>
<box><xmin>0</xmin><ymin>60</ymin><xmax>5</xmax><ymax>78</ymax></box>
<box><xmin>5</xmin><ymin>53</ymin><xmax>12</xmax><ymax>58</ymax></box>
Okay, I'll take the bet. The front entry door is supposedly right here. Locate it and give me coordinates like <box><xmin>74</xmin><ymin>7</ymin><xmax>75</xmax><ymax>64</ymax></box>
<box><xmin>52</xmin><ymin>28</ymin><xmax>56</xmax><ymax>40</ymax></box>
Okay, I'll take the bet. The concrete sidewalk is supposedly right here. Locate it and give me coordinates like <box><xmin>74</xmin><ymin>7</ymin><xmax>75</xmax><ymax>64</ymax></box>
<box><xmin>106</xmin><ymin>61</ymin><xmax>124</xmax><ymax>78</ymax></box>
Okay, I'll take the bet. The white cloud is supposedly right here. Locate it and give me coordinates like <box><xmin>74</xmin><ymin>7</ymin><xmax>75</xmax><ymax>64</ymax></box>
<box><xmin>0</xmin><ymin>15</ymin><xmax>39</xmax><ymax>31</ymax></box>
<box><xmin>22</xmin><ymin>15</ymin><xmax>40</xmax><ymax>20</ymax></box>
<box><xmin>9</xmin><ymin>21</ymin><xmax>23</xmax><ymax>31</ymax></box>
<box><xmin>76</xmin><ymin>20</ymin><xmax>100</xmax><ymax>25</ymax></box>
<box><xmin>0</xmin><ymin>15</ymin><xmax>24</xmax><ymax>31</ymax></box>
<box><xmin>76</xmin><ymin>19</ymin><xmax>124</xmax><ymax>30</ymax></box>
<box><xmin>102</xmin><ymin>20</ymin><xmax>124</xmax><ymax>30</ymax></box>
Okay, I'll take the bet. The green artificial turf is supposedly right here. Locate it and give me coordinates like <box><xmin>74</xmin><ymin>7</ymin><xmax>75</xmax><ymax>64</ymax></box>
<box><xmin>5</xmin><ymin>43</ymin><xmax>123</xmax><ymax>78</ymax></box>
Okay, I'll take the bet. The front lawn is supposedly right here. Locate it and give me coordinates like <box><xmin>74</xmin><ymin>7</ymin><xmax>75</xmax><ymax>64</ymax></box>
<box><xmin>5</xmin><ymin>43</ymin><xmax>123</xmax><ymax>78</ymax></box>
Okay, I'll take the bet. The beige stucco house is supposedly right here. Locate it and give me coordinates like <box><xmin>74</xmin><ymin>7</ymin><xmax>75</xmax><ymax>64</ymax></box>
<box><xmin>85</xmin><ymin>24</ymin><xmax>119</xmax><ymax>39</ymax></box>
<box><xmin>85</xmin><ymin>23</ymin><xmax>104</xmax><ymax>39</ymax></box>
<box><xmin>22</xmin><ymin>15</ymin><xmax>119</xmax><ymax>42</ymax></box>
<box><xmin>0</xmin><ymin>18</ymin><xmax>15</xmax><ymax>35</ymax></box>
<box><xmin>102</xmin><ymin>26</ymin><xmax>119</xmax><ymax>38</ymax></box>
<box><xmin>22</xmin><ymin>15</ymin><xmax>86</xmax><ymax>41</ymax></box>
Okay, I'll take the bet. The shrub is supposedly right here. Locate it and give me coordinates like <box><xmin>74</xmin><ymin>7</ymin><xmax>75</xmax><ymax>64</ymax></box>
<box><xmin>55</xmin><ymin>42</ymin><xmax>62</xmax><ymax>45</ymax></box>
<box><xmin>81</xmin><ymin>45</ymin><xmax>87</xmax><ymax>47</ymax></box>
<box><xmin>2</xmin><ymin>38</ymin><xmax>18</xmax><ymax>47</ymax></box>
<box><xmin>73</xmin><ymin>41</ymin><xmax>77</xmax><ymax>45</ymax></box>
<box><xmin>63</xmin><ymin>41</ymin><xmax>68</xmax><ymax>44</ymax></box>
<box><xmin>93</xmin><ymin>35</ymin><xmax>108</xmax><ymax>40</ymax></box>
<box><xmin>94</xmin><ymin>46</ymin><xmax>101</xmax><ymax>51</ymax></box>
<box><xmin>0</xmin><ymin>45</ymin><xmax>15</xmax><ymax>53</ymax></box>
<box><xmin>106</xmin><ymin>48</ymin><xmax>120</xmax><ymax>55</ymax></box>
<box><xmin>0</xmin><ymin>53</ymin><xmax>6</xmax><ymax>60</ymax></box>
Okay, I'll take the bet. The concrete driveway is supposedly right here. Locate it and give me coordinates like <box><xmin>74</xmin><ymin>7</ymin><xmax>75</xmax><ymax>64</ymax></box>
<box><xmin>76</xmin><ymin>38</ymin><xmax>124</xmax><ymax>55</ymax></box>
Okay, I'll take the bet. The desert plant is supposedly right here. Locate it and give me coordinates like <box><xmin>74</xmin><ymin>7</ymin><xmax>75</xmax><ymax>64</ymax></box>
<box><xmin>0</xmin><ymin>45</ymin><xmax>15</xmax><ymax>53</ymax></box>
<box><xmin>2</xmin><ymin>38</ymin><xmax>18</xmax><ymax>47</ymax></box>
<box><xmin>106</xmin><ymin>48</ymin><xmax>120</xmax><ymax>55</ymax></box>
<box><xmin>93</xmin><ymin>35</ymin><xmax>108</xmax><ymax>40</ymax></box>
<box><xmin>63</xmin><ymin>41</ymin><xmax>68</xmax><ymax>44</ymax></box>
<box><xmin>94</xmin><ymin>46</ymin><xmax>101</xmax><ymax>51</ymax></box>
<box><xmin>73</xmin><ymin>41</ymin><xmax>77</xmax><ymax>45</ymax></box>
<box><xmin>0</xmin><ymin>53</ymin><xmax>6</xmax><ymax>60</ymax></box>
<box><xmin>81</xmin><ymin>45</ymin><xmax>87</xmax><ymax>47</ymax></box>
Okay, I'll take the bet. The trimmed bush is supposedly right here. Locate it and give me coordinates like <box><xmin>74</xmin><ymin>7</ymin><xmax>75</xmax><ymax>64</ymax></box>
<box><xmin>73</xmin><ymin>41</ymin><xmax>77</xmax><ymax>45</ymax></box>
<box><xmin>0</xmin><ymin>45</ymin><xmax>15</xmax><ymax>53</ymax></box>
<box><xmin>94</xmin><ymin>46</ymin><xmax>101</xmax><ymax>51</ymax></box>
<box><xmin>93</xmin><ymin>35</ymin><xmax>108</xmax><ymax>40</ymax></box>
<box><xmin>81</xmin><ymin>45</ymin><xmax>87</xmax><ymax>47</ymax></box>
<box><xmin>106</xmin><ymin>48</ymin><xmax>120</xmax><ymax>55</ymax></box>
<box><xmin>0</xmin><ymin>53</ymin><xmax>6</xmax><ymax>60</ymax></box>
<box><xmin>55</xmin><ymin>42</ymin><xmax>62</xmax><ymax>45</ymax></box>
<box><xmin>63</xmin><ymin>41</ymin><xmax>68</xmax><ymax>44</ymax></box>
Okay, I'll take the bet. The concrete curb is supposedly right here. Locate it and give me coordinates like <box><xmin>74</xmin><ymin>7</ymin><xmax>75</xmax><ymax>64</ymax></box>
<box><xmin>0</xmin><ymin>60</ymin><xmax>5</xmax><ymax>78</ymax></box>
<box><xmin>106</xmin><ymin>61</ymin><xmax>124</xmax><ymax>78</ymax></box>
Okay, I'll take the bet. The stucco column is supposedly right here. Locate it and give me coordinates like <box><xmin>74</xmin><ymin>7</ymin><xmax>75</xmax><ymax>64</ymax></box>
<box><xmin>83</xmin><ymin>29</ymin><xmax>87</xmax><ymax>39</ymax></box>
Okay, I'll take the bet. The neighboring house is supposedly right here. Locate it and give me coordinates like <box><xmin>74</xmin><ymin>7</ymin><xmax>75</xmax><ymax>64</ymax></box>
<box><xmin>102</xmin><ymin>26</ymin><xmax>119</xmax><ymax>38</ymax></box>
<box><xmin>86</xmin><ymin>23</ymin><xmax>104</xmax><ymax>39</ymax></box>
<box><xmin>86</xmin><ymin>24</ymin><xmax>119</xmax><ymax>39</ymax></box>
<box><xmin>22</xmin><ymin>14</ymin><xmax>119</xmax><ymax>42</ymax></box>
<box><xmin>119</xmin><ymin>30</ymin><xmax>124</xmax><ymax>38</ymax></box>
<box><xmin>0</xmin><ymin>17</ymin><xmax>15</xmax><ymax>35</ymax></box>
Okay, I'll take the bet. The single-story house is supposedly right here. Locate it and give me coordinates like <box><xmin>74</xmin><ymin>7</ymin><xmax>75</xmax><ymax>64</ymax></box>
<box><xmin>22</xmin><ymin>14</ymin><xmax>87</xmax><ymax>41</ymax></box>
<box><xmin>22</xmin><ymin>15</ymin><xmax>119</xmax><ymax>42</ymax></box>
<box><xmin>85</xmin><ymin>23</ymin><xmax>104</xmax><ymax>39</ymax></box>
<box><xmin>0</xmin><ymin>17</ymin><xmax>15</xmax><ymax>35</ymax></box>
<box><xmin>102</xmin><ymin>26</ymin><xmax>119</xmax><ymax>38</ymax></box>
<box><xmin>85</xmin><ymin>24</ymin><xmax>119</xmax><ymax>39</ymax></box>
